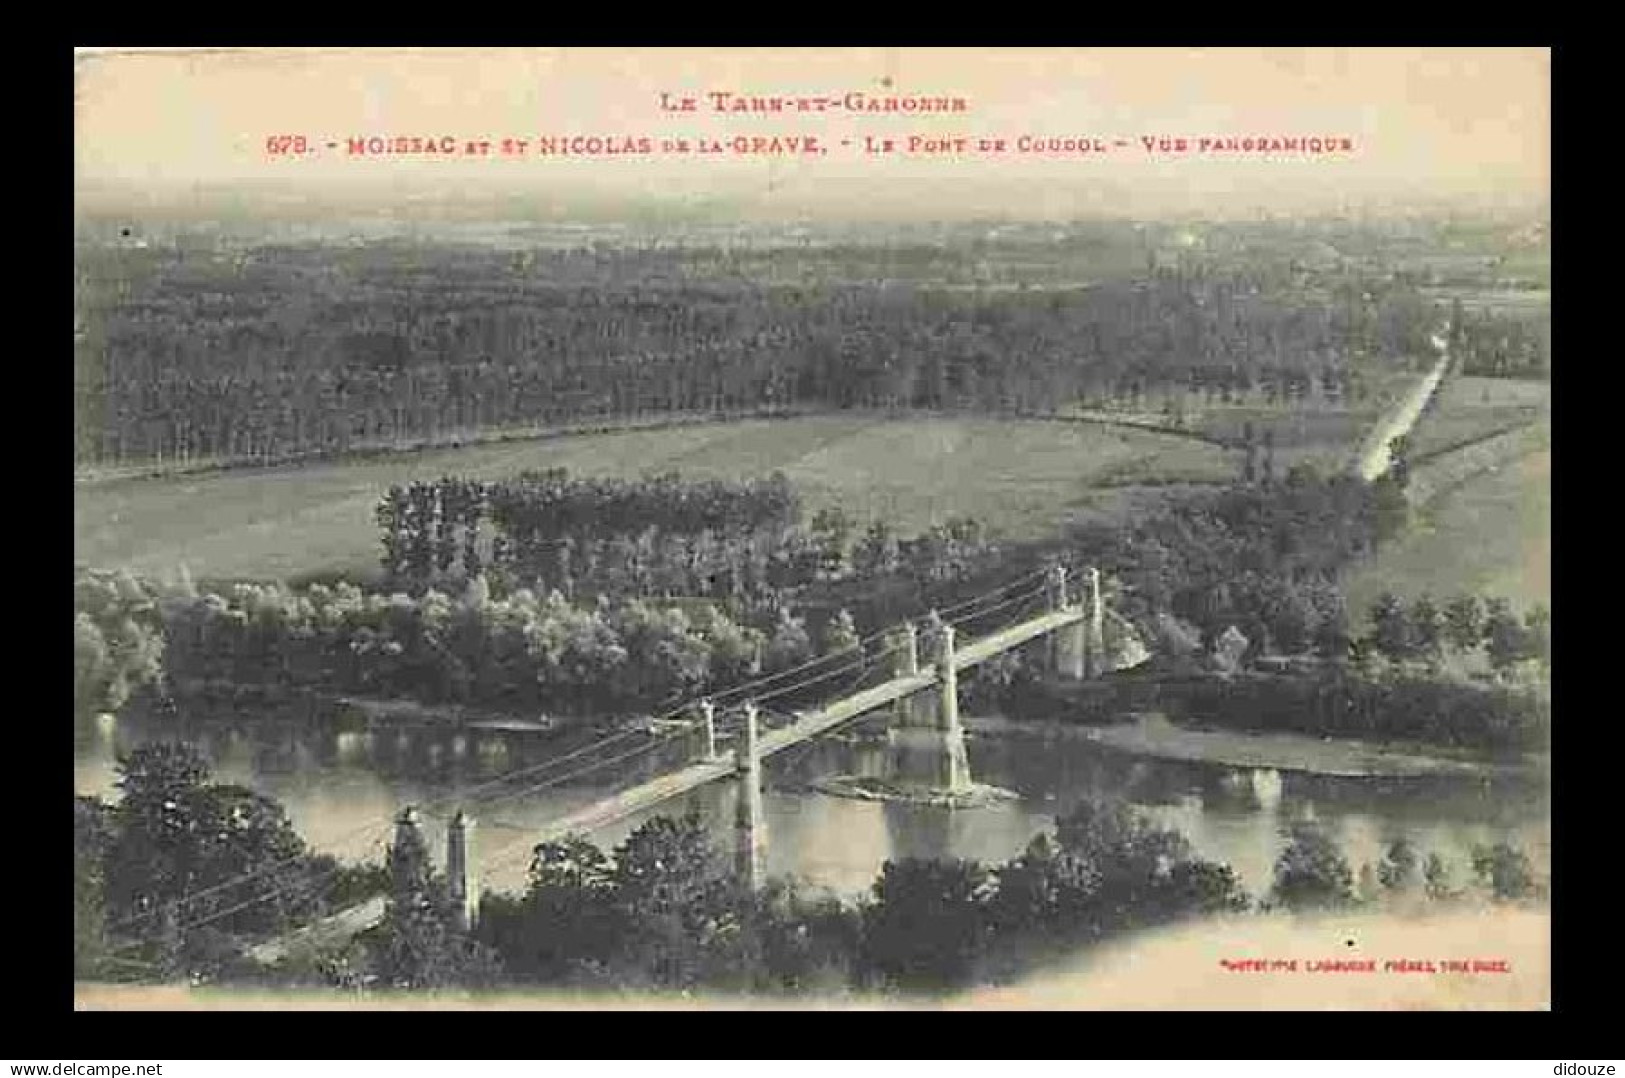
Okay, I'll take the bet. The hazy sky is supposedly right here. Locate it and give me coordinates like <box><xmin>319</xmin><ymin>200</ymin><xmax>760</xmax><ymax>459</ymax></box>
<box><xmin>75</xmin><ymin>47</ymin><xmax>1550</xmax><ymax>221</ymax></box>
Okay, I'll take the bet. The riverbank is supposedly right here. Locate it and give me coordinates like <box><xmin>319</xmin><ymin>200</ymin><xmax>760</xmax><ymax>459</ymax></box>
<box><xmin>964</xmin><ymin>712</ymin><xmax>1544</xmax><ymax>780</ymax></box>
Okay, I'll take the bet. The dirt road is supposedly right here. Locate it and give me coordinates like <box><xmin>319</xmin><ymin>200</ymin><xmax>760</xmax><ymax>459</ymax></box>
<box><xmin>1353</xmin><ymin>329</ymin><xmax>1453</xmax><ymax>481</ymax></box>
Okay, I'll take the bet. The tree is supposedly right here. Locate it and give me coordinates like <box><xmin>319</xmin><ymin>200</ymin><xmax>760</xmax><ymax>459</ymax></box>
<box><xmin>74</xmin><ymin>570</ymin><xmax>166</xmax><ymax>721</ymax></box>
<box><xmin>1312</xmin><ymin>597</ymin><xmax>1352</xmax><ymax>661</ymax></box>
<box><xmin>1423</xmin><ymin>852</ymin><xmax>1457</xmax><ymax>902</ymax></box>
<box><xmin>1484</xmin><ymin>598</ymin><xmax>1533</xmax><ymax>673</ymax></box>
<box><xmin>104</xmin><ymin>743</ymin><xmax>323</xmax><ymax>976</ymax></box>
<box><xmin>477</xmin><ymin>835</ymin><xmax>621</xmax><ymax>986</ymax></box>
<box><xmin>74</xmin><ymin>614</ymin><xmax>112</xmax><ymax>720</ymax></box>
<box><xmin>1268</xmin><ymin>819</ymin><xmax>1355</xmax><ymax>910</ymax></box>
<box><xmin>819</xmin><ymin>608</ymin><xmax>861</xmax><ymax>657</ymax></box>
<box><xmin>1376</xmin><ymin>838</ymin><xmax>1422</xmax><ymax>894</ymax></box>
<box><xmin>1472</xmin><ymin>842</ymin><xmax>1541</xmax><ymax>901</ymax></box>
<box><xmin>1443</xmin><ymin>595</ymin><xmax>1484</xmax><ymax>654</ymax></box>
<box><xmin>810</xmin><ymin>507</ymin><xmax>854</xmax><ymax>577</ymax></box>
<box><xmin>861</xmin><ymin>858</ymin><xmax>991</xmax><ymax>991</ymax></box>
<box><xmin>1263</xmin><ymin>580</ymin><xmax>1317</xmax><ymax>654</ymax></box>
<box><xmin>1523</xmin><ymin>605</ymin><xmax>1551</xmax><ymax>671</ymax></box>
<box><xmin>607</xmin><ymin>813</ymin><xmax>746</xmax><ymax>990</ymax></box>
<box><xmin>749</xmin><ymin>878</ymin><xmax>862</xmax><ymax>994</ymax></box>
<box><xmin>1160</xmin><ymin>860</ymin><xmax>1250</xmax><ymax>917</ymax></box>
<box><xmin>1368</xmin><ymin>592</ymin><xmax>1414</xmax><ymax>664</ymax></box>
<box><xmin>1055</xmin><ymin>799</ymin><xmax>1182</xmax><ymax>888</ymax></box>
<box><xmin>1387</xmin><ymin>432</ymin><xmax>1413</xmax><ymax>490</ymax></box>
<box><xmin>985</xmin><ymin>832</ymin><xmax>1103</xmax><ymax>938</ymax></box>
<box><xmin>764</xmin><ymin>608</ymin><xmax>813</xmax><ymax>673</ymax></box>
<box><xmin>852</xmin><ymin>520</ymin><xmax>900</xmax><ymax>578</ymax></box>
<box><xmin>1409</xmin><ymin>595</ymin><xmax>1445</xmax><ymax>667</ymax></box>
<box><xmin>74</xmin><ymin>796</ymin><xmax>115</xmax><ymax>978</ymax></box>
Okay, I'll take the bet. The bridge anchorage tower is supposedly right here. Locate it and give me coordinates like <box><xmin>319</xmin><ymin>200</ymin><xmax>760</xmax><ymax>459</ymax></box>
<box><xmin>734</xmin><ymin>699</ymin><xmax>766</xmax><ymax>893</ymax></box>
<box><xmin>446</xmin><ymin>809</ymin><xmax>479</xmax><ymax>931</ymax></box>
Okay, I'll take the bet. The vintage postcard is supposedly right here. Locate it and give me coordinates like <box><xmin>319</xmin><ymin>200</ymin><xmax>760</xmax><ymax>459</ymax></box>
<box><xmin>72</xmin><ymin>46</ymin><xmax>1551</xmax><ymax>1010</ymax></box>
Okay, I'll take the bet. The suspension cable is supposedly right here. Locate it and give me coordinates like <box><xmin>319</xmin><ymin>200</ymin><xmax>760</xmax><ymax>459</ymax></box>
<box><xmin>109</xmin><ymin>720</ymin><xmax>660</xmax><ymax>933</ymax></box>
<box><xmin>465</xmin><ymin>726</ymin><xmax>696</xmax><ymax>813</ymax></box>
<box><xmin>112</xmin><ymin>833</ymin><xmax>390</xmax><ymax>953</ymax></box>
<box><xmin>104</xmin><ymin>814</ymin><xmax>396</xmax><ymax>934</ymax></box>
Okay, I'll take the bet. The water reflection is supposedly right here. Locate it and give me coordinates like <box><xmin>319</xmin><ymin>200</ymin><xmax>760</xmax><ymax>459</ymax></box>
<box><xmin>74</xmin><ymin>709</ymin><xmax>1549</xmax><ymax>902</ymax></box>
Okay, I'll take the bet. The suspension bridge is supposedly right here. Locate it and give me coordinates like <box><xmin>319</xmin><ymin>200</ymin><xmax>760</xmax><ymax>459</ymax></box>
<box><xmin>109</xmin><ymin>564</ymin><xmax>1145</xmax><ymax>966</ymax></box>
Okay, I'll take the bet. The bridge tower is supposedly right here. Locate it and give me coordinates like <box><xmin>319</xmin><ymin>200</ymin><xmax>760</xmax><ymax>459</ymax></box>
<box><xmin>933</xmin><ymin>623</ymin><xmax>971</xmax><ymax>793</ymax></box>
<box><xmin>888</xmin><ymin>620</ymin><xmax>971</xmax><ymax>794</ymax></box>
<box><xmin>695</xmin><ymin>697</ymin><xmax>718</xmax><ymax>760</ymax></box>
<box><xmin>446</xmin><ymin>809</ymin><xmax>479</xmax><ymax>931</ymax></box>
<box><xmin>734</xmin><ymin>699</ymin><xmax>766</xmax><ymax>892</ymax></box>
<box><xmin>1048</xmin><ymin>566</ymin><xmax>1088</xmax><ymax>680</ymax></box>
<box><xmin>887</xmin><ymin>620</ymin><xmax>932</xmax><ymax>726</ymax></box>
<box><xmin>1083</xmin><ymin>566</ymin><xmax>1106</xmax><ymax>679</ymax></box>
<box><xmin>389</xmin><ymin>805</ymin><xmax>429</xmax><ymax>898</ymax></box>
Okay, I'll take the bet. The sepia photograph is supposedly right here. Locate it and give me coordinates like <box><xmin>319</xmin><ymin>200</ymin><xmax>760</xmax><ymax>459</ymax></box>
<box><xmin>71</xmin><ymin>46</ymin><xmax>1551</xmax><ymax>1011</ymax></box>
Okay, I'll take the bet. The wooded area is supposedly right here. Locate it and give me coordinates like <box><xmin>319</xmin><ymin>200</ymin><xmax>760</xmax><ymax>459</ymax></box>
<box><xmin>75</xmin><ymin>232</ymin><xmax>1544</xmax><ymax>467</ymax></box>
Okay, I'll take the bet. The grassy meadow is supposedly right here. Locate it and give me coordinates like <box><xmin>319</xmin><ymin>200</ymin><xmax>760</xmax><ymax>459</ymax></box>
<box><xmin>74</xmin><ymin>415</ymin><xmax>1240</xmax><ymax>585</ymax></box>
<box><xmin>1343</xmin><ymin>441</ymin><xmax>1550</xmax><ymax>621</ymax></box>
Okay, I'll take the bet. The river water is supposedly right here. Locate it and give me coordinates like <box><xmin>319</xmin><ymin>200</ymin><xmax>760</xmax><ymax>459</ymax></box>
<box><xmin>73</xmin><ymin>708</ymin><xmax>1548</xmax><ymax>903</ymax></box>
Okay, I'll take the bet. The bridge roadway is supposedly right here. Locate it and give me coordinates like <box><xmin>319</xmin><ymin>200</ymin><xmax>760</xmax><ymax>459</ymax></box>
<box><xmin>247</xmin><ymin>606</ymin><xmax>1085</xmax><ymax>964</ymax></box>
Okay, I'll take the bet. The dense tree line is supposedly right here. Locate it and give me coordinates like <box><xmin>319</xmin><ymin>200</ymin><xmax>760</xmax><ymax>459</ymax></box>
<box><xmin>1455</xmin><ymin>308</ymin><xmax>1550</xmax><ymax>380</ymax></box>
<box><xmin>157</xmin><ymin>577</ymin><xmax>771</xmax><ymax>717</ymax></box>
<box><xmin>74</xmin><ymin>509</ymin><xmax>998</xmax><ymax>730</ymax></box>
<box><xmin>1365</xmin><ymin>591</ymin><xmax>1549</xmax><ymax>673</ymax></box>
<box><xmin>1266</xmin><ymin>818</ymin><xmax>1545</xmax><ymax>910</ymax></box>
<box><xmin>376</xmin><ymin>470</ymin><xmax>1000</xmax><ymax>617</ymax></box>
<box><xmin>1062</xmin><ymin>468</ymin><xmax>1405</xmax><ymax>653</ymax></box>
<box><xmin>1175</xmin><ymin>667</ymin><xmax>1548</xmax><ymax>753</ymax></box>
<box><xmin>378</xmin><ymin>470</ymin><xmax>799</xmax><ymax>589</ymax></box>
<box><xmin>396</xmin><ymin>798</ymin><xmax>1249</xmax><ymax>994</ymax></box>
<box><xmin>75</xmin><ymin>238</ymin><xmax>1440</xmax><ymax>466</ymax></box>
<box><xmin>70</xmin><ymin>467</ymin><xmax>1405</xmax><ymax>728</ymax></box>
<box><xmin>143</xmin><ymin>567</ymin><xmax>1001</xmax><ymax>722</ymax></box>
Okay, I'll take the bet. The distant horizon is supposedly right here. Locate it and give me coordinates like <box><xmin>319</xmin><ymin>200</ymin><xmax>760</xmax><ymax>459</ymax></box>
<box><xmin>75</xmin><ymin>174</ymin><xmax>1550</xmax><ymax>233</ymax></box>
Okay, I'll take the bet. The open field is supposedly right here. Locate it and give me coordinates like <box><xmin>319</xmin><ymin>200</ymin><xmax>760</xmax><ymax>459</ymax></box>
<box><xmin>1408</xmin><ymin>376</ymin><xmax>1550</xmax><ymax>460</ymax></box>
<box><xmin>1422</xmin><ymin>287</ymin><xmax>1551</xmax><ymax>313</ymax></box>
<box><xmin>1343</xmin><ymin>439</ymin><xmax>1550</xmax><ymax>620</ymax></box>
<box><xmin>74</xmin><ymin>415</ymin><xmax>1238</xmax><ymax>584</ymax></box>
<box><xmin>1181</xmin><ymin>371</ymin><xmax>1421</xmax><ymax>473</ymax></box>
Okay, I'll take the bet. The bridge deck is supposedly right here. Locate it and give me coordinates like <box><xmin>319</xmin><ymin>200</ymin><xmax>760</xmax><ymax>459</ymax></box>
<box><xmin>533</xmin><ymin>607</ymin><xmax>1084</xmax><ymax>842</ymax></box>
<box><xmin>247</xmin><ymin>606</ymin><xmax>1084</xmax><ymax>964</ymax></box>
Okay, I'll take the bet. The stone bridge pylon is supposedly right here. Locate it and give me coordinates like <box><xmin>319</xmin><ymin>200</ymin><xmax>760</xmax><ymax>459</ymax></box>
<box><xmin>879</xmin><ymin>564</ymin><xmax>1106</xmax><ymax>800</ymax></box>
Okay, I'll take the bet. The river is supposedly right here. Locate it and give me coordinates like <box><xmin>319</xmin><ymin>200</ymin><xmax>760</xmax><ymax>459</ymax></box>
<box><xmin>74</xmin><ymin>705</ymin><xmax>1548</xmax><ymax>905</ymax></box>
